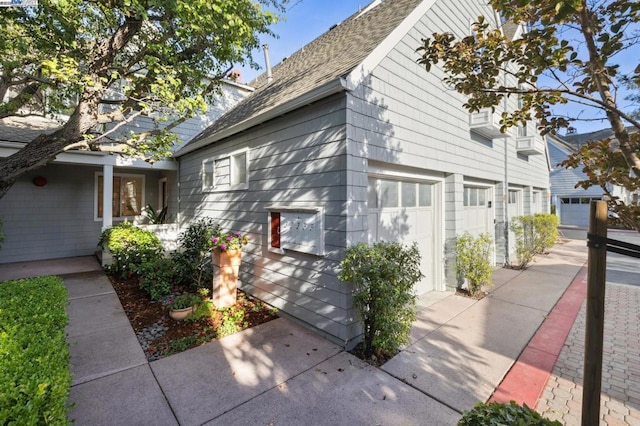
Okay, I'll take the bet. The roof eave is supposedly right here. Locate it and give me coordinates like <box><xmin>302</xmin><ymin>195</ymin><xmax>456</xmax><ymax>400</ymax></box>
<box><xmin>175</xmin><ymin>77</ymin><xmax>350</xmax><ymax>157</ymax></box>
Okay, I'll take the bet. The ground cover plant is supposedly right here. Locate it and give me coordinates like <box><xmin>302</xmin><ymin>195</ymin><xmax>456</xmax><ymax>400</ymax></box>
<box><xmin>0</xmin><ymin>276</ymin><xmax>71</xmax><ymax>425</ymax></box>
<box><xmin>458</xmin><ymin>401</ymin><xmax>561</xmax><ymax>425</ymax></box>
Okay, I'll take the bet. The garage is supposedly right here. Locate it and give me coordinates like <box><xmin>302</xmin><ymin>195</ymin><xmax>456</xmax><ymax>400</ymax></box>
<box><xmin>559</xmin><ymin>197</ymin><xmax>601</xmax><ymax>227</ymax></box>
<box><xmin>463</xmin><ymin>185</ymin><xmax>493</xmax><ymax>237</ymax></box>
<box><xmin>367</xmin><ymin>176</ymin><xmax>440</xmax><ymax>294</ymax></box>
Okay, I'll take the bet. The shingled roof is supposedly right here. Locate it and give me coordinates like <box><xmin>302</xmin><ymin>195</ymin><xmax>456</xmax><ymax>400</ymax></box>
<box><xmin>560</xmin><ymin>126</ymin><xmax>638</xmax><ymax>150</ymax></box>
<box><xmin>176</xmin><ymin>0</ymin><xmax>425</xmax><ymax>156</ymax></box>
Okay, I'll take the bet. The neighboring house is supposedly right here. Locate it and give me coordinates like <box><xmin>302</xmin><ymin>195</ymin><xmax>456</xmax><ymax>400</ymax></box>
<box><xmin>548</xmin><ymin>127</ymin><xmax>638</xmax><ymax>227</ymax></box>
<box><xmin>175</xmin><ymin>0</ymin><xmax>551</xmax><ymax>347</ymax></box>
<box><xmin>0</xmin><ymin>78</ymin><xmax>252</xmax><ymax>264</ymax></box>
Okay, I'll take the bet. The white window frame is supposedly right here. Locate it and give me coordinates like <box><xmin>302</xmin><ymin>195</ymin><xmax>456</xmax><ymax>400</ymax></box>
<box><xmin>94</xmin><ymin>172</ymin><xmax>146</xmax><ymax>221</ymax></box>
<box><xmin>202</xmin><ymin>148</ymin><xmax>249</xmax><ymax>192</ymax></box>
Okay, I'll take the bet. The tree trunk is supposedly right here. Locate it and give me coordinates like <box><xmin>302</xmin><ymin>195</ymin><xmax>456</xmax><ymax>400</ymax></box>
<box><xmin>0</xmin><ymin>101</ymin><xmax>98</xmax><ymax>199</ymax></box>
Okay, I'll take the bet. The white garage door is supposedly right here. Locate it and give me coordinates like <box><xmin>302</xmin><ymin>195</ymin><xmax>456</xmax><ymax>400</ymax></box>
<box><xmin>463</xmin><ymin>186</ymin><xmax>493</xmax><ymax>237</ymax></box>
<box><xmin>367</xmin><ymin>177</ymin><xmax>437</xmax><ymax>295</ymax></box>
<box><xmin>560</xmin><ymin>197</ymin><xmax>600</xmax><ymax>227</ymax></box>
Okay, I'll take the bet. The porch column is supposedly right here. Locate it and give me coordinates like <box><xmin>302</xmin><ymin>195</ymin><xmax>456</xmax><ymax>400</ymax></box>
<box><xmin>444</xmin><ymin>173</ymin><xmax>464</xmax><ymax>289</ymax></box>
<box><xmin>102</xmin><ymin>164</ymin><xmax>113</xmax><ymax>231</ymax></box>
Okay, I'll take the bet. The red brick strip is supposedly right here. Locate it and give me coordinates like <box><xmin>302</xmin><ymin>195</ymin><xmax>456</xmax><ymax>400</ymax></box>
<box><xmin>489</xmin><ymin>265</ymin><xmax>588</xmax><ymax>407</ymax></box>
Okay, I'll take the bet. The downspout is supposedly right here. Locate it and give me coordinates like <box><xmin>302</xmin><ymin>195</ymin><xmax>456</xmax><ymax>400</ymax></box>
<box><xmin>503</xmin><ymin>70</ymin><xmax>510</xmax><ymax>265</ymax></box>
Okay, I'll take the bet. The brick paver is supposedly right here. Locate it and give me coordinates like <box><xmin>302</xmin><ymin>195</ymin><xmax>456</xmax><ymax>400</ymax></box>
<box><xmin>536</xmin><ymin>283</ymin><xmax>640</xmax><ymax>425</ymax></box>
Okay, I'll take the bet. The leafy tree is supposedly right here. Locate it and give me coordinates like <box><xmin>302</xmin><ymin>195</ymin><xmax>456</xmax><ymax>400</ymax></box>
<box><xmin>417</xmin><ymin>0</ymin><xmax>640</xmax><ymax>230</ymax></box>
<box><xmin>0</xmin><ymin>0</ymin><xmax>285</xmax><ymax>198</ymax></box>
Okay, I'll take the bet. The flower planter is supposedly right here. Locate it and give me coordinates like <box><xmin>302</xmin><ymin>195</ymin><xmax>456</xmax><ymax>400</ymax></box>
<box><xmin>169</xmin><ymin>305</ymin><xmax>196</xmax><ymax>321</ymax></box>
<box><xmin>212</xmin><ymin>248</ymin><xmax>242</xmax><ymax>308</ymax></box>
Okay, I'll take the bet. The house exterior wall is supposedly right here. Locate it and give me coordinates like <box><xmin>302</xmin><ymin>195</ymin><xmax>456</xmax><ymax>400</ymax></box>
<box><xmin>178</xmin><ymin>95</ymin><xmax>357</xmax><ymax>346</ymax></box>
<box><xmin>0</xmin><ymin>163</ymin><xmax>174</xmax><ymax>264</ymax></box>
<box><xmin>346</xmin><ymin>0</ymin><xmax>550</xmax><ymax>281</ymax></box>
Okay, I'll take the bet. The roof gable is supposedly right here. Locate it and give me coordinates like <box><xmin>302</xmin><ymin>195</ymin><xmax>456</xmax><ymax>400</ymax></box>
<box><xmin>176</xmin><ymin>0</ymin><xmax>437</xmax><ymax>157</ymax></box>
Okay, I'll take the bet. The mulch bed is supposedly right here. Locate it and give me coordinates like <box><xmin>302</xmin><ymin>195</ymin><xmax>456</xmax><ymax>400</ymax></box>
<box><xmin>109</xmin><ymin>275</ymin><xmax>278</xmax><ymax>361</ymax></box>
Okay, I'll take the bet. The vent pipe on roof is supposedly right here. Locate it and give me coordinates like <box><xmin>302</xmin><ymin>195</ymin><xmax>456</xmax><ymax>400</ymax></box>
<box><xmin>262</xmin><ymin>44</ymin><xmax>273</xmax><ymax>84</ymax></box>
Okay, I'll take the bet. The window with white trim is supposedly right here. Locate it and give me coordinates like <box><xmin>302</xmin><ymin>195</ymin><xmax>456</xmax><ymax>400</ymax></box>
<box><xmin>96</xmin><ymin>173</ymin><xmax>145</xmax><ymax>219</ymax></box>
<box><xmin>203</xmin><ymin>149</ymin><xmax>249</xmax><ymax>192</ymax></box>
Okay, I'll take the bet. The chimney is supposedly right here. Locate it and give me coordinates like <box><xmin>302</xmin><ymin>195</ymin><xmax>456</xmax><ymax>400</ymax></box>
<box><xmin>262</xmin><ymin>44</ymin><xmax>273</xmax><ymax>84</ymax></box>
<box><xmin>228</xmin><ymin>69</ymin><xmax>242</xmax><ymax>83</ymax></box>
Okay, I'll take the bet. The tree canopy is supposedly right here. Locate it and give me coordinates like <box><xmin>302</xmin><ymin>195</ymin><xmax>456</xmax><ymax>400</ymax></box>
<box><xmin>0</xmin><ymin>0</ymin><xmax>285</xmax><ymax>198</ymax></box>
<box><xmin>417</xmin><ymin>0</ymin><xmax>640</xmax><ymax>230</ymax></box>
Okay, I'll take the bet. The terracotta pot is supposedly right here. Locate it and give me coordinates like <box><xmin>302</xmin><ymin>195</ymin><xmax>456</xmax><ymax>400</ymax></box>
<box><xmin>169</xmin><ymin>305</ymin><xmax>195</xmax><ymax>321</ymax></box>
<box><xmin>212</xmin><ymin>249</ymin><xmax>242</xmax><ymax>308</ymax></box>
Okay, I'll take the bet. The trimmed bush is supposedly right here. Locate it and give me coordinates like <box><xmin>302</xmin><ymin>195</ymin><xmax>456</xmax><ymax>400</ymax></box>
<box><xmin>99</xmin><ymin>222</ymin><xmax>164</xmax><ymax>277</ymax></box>
<box><xmin>454</xmin><ymin>232</ymin><xmax>494</xmax><ymax>296</ymax></box>
<box><xmin>338</xmin><ymin>242</ymin><xmax>423</xmax><ymax>358</ymax></box>
<box><xmin>458</xmin><ymin>401</ymin><xmax>561</xmax><ymax>425</ymax></box>
<box><xmin>534</xmin><ymin>213</ymin><xmax>560</xmax><ymax>254</ymax></box>
<box><xmin>137</xmin><ymin>257</ymin><xmax>175</xmax><ymax>301</ymax></box>
<box><xmin>0</xmin><ymin>276</ymin><xmax>71</xmax><ymax>425</ymax></box>
<box><xmin>511</xmin><ymin>213</ymin><xmax>560</xmax><ymax>269</ymax></box>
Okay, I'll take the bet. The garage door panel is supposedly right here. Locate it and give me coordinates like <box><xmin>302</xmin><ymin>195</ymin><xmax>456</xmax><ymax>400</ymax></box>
<box><xmin>368</xmin><ymin>177</ymin><xmax>438</xmax><ymax>295</ymax></box>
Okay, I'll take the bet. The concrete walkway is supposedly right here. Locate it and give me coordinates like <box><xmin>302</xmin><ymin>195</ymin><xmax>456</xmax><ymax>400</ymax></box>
<box><xmin>0</xmin><ymin>238</ymin><xmax>597</xmax><ymax>425</ymax></box>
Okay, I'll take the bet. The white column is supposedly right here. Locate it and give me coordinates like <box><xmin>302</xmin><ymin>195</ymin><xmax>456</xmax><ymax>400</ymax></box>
<box><xmin>102</xmin><ymin>164</ymin><xmax>113</xmax><ymax>231</ymax></box>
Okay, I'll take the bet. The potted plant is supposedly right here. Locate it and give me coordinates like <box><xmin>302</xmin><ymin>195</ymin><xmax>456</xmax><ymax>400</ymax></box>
<box><xmin>167</xmin><ymin>293</ymin><xmax>201</xmax><ymax>320</ymax></box>
<box><xmin>211</xmin><ymin>228</ymin><xmax>250</xmax><ymax>308</ymax></box>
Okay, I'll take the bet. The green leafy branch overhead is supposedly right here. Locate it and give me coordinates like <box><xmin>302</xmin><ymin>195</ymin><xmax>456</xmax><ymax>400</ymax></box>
<box><xmin>417</xmin><ymin>0</ymin><xmax>640</xmax><ymax>229</ymax></box>
<box><xmin>0</xmin><ymin>0</ymin><xmax>286</xmax><ymax>198</ymax></box>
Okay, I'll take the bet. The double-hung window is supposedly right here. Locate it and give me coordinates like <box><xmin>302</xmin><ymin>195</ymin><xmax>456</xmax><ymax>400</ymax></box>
<box><xmin>203</xmin><ymin>148</ymin><xmax>249</xmax><ymax>192</ymax></box>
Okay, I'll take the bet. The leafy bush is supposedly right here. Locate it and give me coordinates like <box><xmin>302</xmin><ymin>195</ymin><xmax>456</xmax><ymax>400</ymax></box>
<box><xmin>99</xmin><ymin>222</ymin><xmax>164</xmax><ymax>277</ymax></box>
<box><xmin>458</xmin><ymin>401</ymin><xmax>561</xmax><ymax>425</ymax></box>
<box><xmin>217</xmin><ymin>308</ymin><xmax>245</xmax><ymax>337</ymax></box>
<box><xmin>172</xmin><ymin>218</ymin><xmax>216</xmax><ymax>289</ymax></box>
<box><xmin>455</xmin><ymin>232</ymin><xmax>494</xmax><ymax>296</ymax></box>
<box><xmin>0</xmin><ymin>276</ymin><xmax>71</xmax><ymax>425</ymax></box>
<box><xmin>338</xmin><ymin>242</ymin><xmax>423</xmax><ymax>358</ymax></box>
<box><xmin>511</xmin><ymin>215</ymin><xmax>537</xmax><ymax>269</ymax></box>
<box><xmin>511</xmin><ymin>214</ymin><xmax>559</xmax><ymax>269</ymax></box>
<box><xmin>144</xmin><ymin>204</ymin><xmax>168</xmax><ymax>224</ymax></box>
<box><xmin>167</xmin><ymin>293</ymin><xmax>201</xmax><ymax>310</ymax></box>
<box><xmin>534</xmin><ymin>213</ymin><xmax>559</xmax><ymax>254</ymax></box>
<box><xmin>137</xmin><ymin>257</ymin><xmax>176</xmax><ymax>301</ymax></box>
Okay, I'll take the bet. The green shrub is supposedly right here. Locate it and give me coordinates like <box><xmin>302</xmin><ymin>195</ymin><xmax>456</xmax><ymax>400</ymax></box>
<box><xmin>511</xmin><ymin>213</ymin><xmax>559</xmax><ymax>269</ymax></box>
<box><xmin>455</xmin><ymin>232</ymin><xmax>494</xmax><ymax>296</ymax></box>
<box><xmin>511</xmin><ymin>215</ymin><xmax>537</xmax><ymax>269</ymax></box>
<box><xmin>458</xmin><ymin>401</ymin><xmax>561</xmax><ymax>425</ymax></box>
<box><xmin>534</xmin><ymin>213</ymin><xmax>559</xmax><ymax>254</ymax></box>
<box><xmin>172</xmin><ymin>218</ymin><xmax>216</xmax><ymax>289</ymax></box>
<box><xmin>99</xmin><ymin>222</ymin><xmax>164</xmax><ymax>277</ymax></box>
<box><xmin>217</xmin><ymin>307</ymin><xmax>245</xmax><ymax>337</ymax></box>
<box><xmin>0</xmin><ymin>276</ymin><xmax>71</xmax><ymax>425</ymax></box>
<box><xmin>338</xmin><ymin>242</ymin><xmax>423</xmax><ymax>358</ymax></box>
<box><xmin>137</xmin><ymin>257</ymin><xmax>176</xmax><ymax>301</ymax></box>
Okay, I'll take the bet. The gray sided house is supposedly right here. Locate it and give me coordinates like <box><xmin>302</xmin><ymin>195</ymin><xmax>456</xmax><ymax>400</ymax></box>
<box><xmin>0</xmin><ymin>79</ymin><xmax>252</xmax><ymax>264</ymax></box>
<box><xmin>176</xmin><ymin>0</ymin><xmax>551</xmax><ymax>347</ymax></box>
<box><xmin>548</xmin><ymin>128</ymin><xmax>638</xmax><ymax>227</ymax></box>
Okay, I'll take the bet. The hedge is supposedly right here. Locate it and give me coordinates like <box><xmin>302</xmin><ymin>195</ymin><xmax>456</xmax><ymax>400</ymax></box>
<box><xmin>0</xmin><ymin>276</ymin><xmax>72</xmax><ymax>425</ymax></box>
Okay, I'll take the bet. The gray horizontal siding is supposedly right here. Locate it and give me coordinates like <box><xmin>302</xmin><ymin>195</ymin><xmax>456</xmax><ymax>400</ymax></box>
<box><xmin>548</xmin><ymin>141</ymin><xmax>604</xmax><ymax>197</ymax></box>
<box><xmin>179</xmin><ymin>94</ymin><xmax>357</xmax><ymax>346</ymax></box>
<box><xmin>0</xmin><ymin>163</ymin><xmax>173</xmax><ymax>264</ymax></box>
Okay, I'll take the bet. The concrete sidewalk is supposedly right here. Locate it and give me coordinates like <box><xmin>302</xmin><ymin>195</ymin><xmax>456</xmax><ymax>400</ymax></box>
<box><xmin>0</xmin><ymin>239</ymin><xmax>589</xmax><ymax>425</ymax></box>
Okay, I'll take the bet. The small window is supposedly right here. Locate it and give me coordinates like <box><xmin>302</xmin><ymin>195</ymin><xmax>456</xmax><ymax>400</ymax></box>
<box><xmin>463</xmin><ymin>187</ymin><xmax>469</xmax><ymax>207</ymax></box>
<box><xmin>581</xmin><ymin>198</ymin><xmax>591</xmax><ymax>204</ymax></box>
<box><xmin>380</xmin><ymin>180</ymin><xmax>398</xmax><ymax>208</ymax></box>
<box><xmin>203</xmin><ymin>149</ymin><xmax>249</xmax><ymax>192</ymax></box>
<box><xmin>508</xmin><ymin>190</ymin><xmax>518</xmax><ymax>204</ymax></box>
<box><xmin>561</xmin><ymin>198</ymin><xmax>570</xmax><ymax>204</ymax></box>
<box><xmin>368</xmin><ymin>180</ymin><xmax>378</xmax><ymax>208</ymax></box>
<box><xmin>401</xmin><ymin>182</ymin><xmax>416</xmax><ymax>207</ymax></box>
<box><xmin>470</xmin><ymin>188</ymin><xmax>478</xmax><ymax>206</ymax></box>
<box><xmin>418</xmin><ymin>183</ymin><xmax>432</xmax><ymax>207</ymax></box>
<box><xmin>571</xmin><ymin>198</ymin><xmax>580</xmax><ymax>204</ymax></box>
<box><xmin>478</xmin><ymin>189</ymin><xmax>486</xmax><ymax>206</ymax></box>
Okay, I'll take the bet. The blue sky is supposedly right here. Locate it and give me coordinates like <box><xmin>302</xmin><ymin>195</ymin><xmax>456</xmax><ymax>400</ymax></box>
<box><xmin>236</xmin><ymin>0</ymin><xmax>637</xmax><ymax>135</ymax></box>
<box><xmin>237</xmin><ymin>1</ymin><xmax>365</xmax><ymax>83</ymax></box>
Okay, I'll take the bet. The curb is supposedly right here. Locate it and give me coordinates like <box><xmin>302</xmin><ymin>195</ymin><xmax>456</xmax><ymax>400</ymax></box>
<box><xmin>489</xmin><ymin>264</ymin><xmax>588</xmax><ymax>407</ymax></box>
